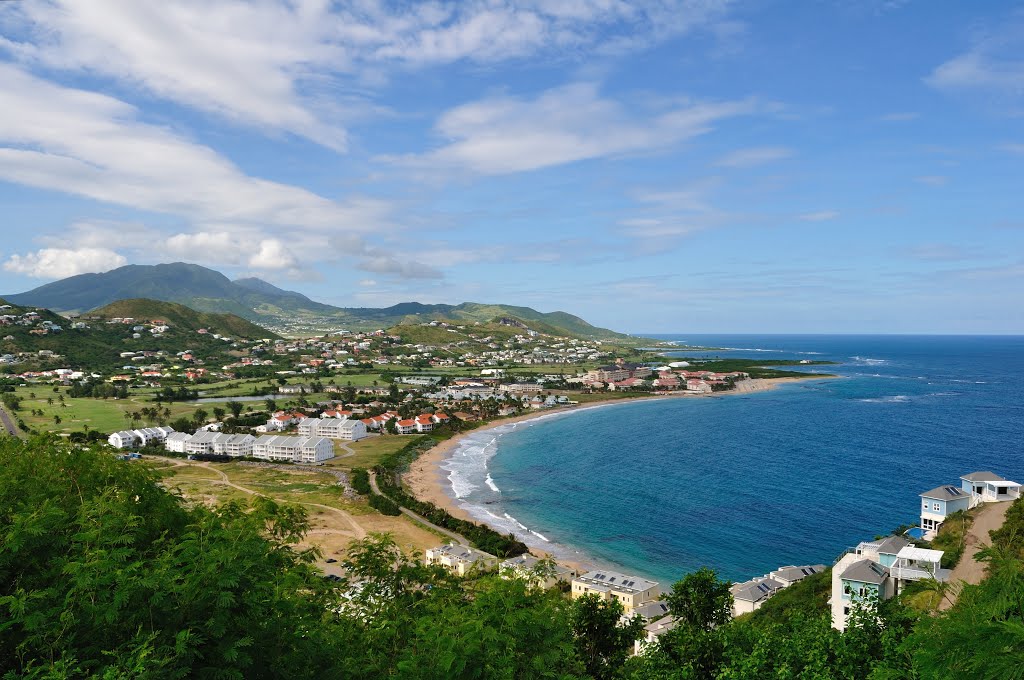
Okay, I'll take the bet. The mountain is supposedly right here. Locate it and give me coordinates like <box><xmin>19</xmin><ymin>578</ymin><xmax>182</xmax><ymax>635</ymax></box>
<box><xmin>6</xmin><ymin>262</ymin><xmax>632</xmax><ymax>340</ymax></box>
<box><xmin>87</xmin><ymin>299</ymin><xmax>277</xmax><ymax>341</ymax></box>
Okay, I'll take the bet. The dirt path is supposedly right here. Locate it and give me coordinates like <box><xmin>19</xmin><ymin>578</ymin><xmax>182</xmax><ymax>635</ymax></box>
<box><xmin>939</xmin><ymin>500</ymin><xmax>1011</xmax><ymax>610</ymax></box>
<box><xmin>368</xmin><ymin>469</ymin><xmax>469</xmax><ymax>546</ymax></box>
<box><xmin>186</xmin><ymin>460</ymin><xmax>367</xmax><ymax>539</ymax></box>
<box><xmin>0</xmin><ymin>404</ymin><xmax>20</xmax><ymax>437</ymax></box>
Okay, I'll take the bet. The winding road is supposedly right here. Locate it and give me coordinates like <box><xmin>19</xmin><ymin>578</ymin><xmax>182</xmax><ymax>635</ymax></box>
<box><xmin>939</xmin><ymin>500</ymin><xmax>1012</xmax><ymax>610</ymax></box>
<box><xmin>0</xmin><ymin>404</ymin><xmax>19</xmax><ymax>437</ymax></box>
<box><xmin>368</xmin><ymin>469</ymin><xmax>469</xmax><ymax>546</ymax></box>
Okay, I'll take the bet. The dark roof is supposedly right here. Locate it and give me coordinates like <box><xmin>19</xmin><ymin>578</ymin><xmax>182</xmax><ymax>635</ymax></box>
<box><xmin>876</xmin><ymin>536</ymin><xmax>910</xmax><ymax>555</ymax></box>
<box><xmin>731</xmin><ymin>578</ymin><xmax>784</xmax><ymax>603</ymax></box>
<box><xmin>841</xmin><ymin>560</ymin><xmax>889</xmax><ymax>585</ymax></box>
<box><xmin>771</xmin><ymin>564</ymin><xmax>827</xmax><ymax>582</ymax></box>
<box><xmin>920</xmin><ymin>485</ymin><xmax>970</xmax><ymax>501</ymax></box>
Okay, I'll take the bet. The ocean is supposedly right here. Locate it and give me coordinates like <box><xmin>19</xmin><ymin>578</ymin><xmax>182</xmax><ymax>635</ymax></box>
<box><xmin>438</xmin><ymin>335</ymin><xmax>1024</xmax><ymax>586</ymax></box>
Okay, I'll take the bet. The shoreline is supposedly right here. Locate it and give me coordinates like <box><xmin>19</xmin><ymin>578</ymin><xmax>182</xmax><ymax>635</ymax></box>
<box><xmin>402</xmin><ymin>375</ymin><xmax>830</xmax><ymax>566</ymax></box>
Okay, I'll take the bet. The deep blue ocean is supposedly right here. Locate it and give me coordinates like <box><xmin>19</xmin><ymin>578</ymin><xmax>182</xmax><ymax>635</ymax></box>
<box><xmin>440</xmin><ymin>335</ymin><xmax>1024</xmax><ymax>586</ymax></box>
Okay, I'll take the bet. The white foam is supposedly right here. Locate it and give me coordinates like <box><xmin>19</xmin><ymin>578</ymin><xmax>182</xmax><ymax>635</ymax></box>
<box><xmin>485</xmin><ymin>474</ymin><xmax>500</xmax><ymax>493</ymax></box>
<box><xmin>858</xmin><ymin>395</ymin><xmax>910</xmax><ymax>403</ymax></box>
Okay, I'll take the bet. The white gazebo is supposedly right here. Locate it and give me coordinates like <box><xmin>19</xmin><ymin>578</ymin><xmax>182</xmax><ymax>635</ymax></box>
<box><xmin>891</xmin><ymin>546</ymin><xmax>948</xmax><ymax>583</ymax></box>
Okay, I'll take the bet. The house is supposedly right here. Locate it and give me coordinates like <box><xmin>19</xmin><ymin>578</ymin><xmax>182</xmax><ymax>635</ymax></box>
<box><xmin>960</xmin><ymin>471</ymin><xmax>1022</xmax><ymax>503</ymax></box>
<box><xmin>414</xmin><ymin>416</ymin><xmax>434</xmax><ymax>432</ymax></box>
<box><xmin>499</xmin><ymin>554</ymin><xmax>576</xmax><ymax>590</ymax></box>
<box><xmin>108</xmin><ymin>431</ymin><xmax>137</xmax><ymax>449</ymax></box>
<box><xmin>830</xmin><ymin>556</ymin><xmax>894</xmax><ymax>632</ymax></box>
<box><xmin>770</xmin><ymin>564</ymin><xmax>827</xmax><ymax>587</ymax></box>
<box><xmin>571</xmin><ymin>570</ymin><xmax>660</xmax><ymax>614</ymax></box>
<box><xmin>278</xmin><ymin>384</ymin><xmax>309</xmax><ymax>394</ymax></box>
<box><xmin>920</xmin><ymin>484</ymin><xmax>972</xmax><ymax>539</ymax></box>
<box><xmin>216</xmin><ymin>433</ymin><xmax>256</xmax><ymax>457</ymax></box>
<box><xmin>131</xmin><ymin>426</ymin><xmax>174</xmax><ymax>446</ymax></box>
<box><xmin>830</xmin><ymin>536</ymin><xmax>947</xmax><ymax>631</ymax></box>
<box><xmin>395</xmin><ymin>419</ymin><xmax>416</xmax><ymax>435</ymax></box>
<box><xmin>297</xmin><ymin>418</ymin><xmax>367</xmax><ymax>441</ymax></box>
<box><xmin>731</xmin><ymin>577</ymin><xmax>785</xmax><ymax>616</ymax></box>
<box><xmin>635</xmin><ymin>615</ymin><xmax>677</xmax><ymax>656</ymax></box>
<box><xmin>185</xmin><ymin>430</ymin><xmax>221</xmax><ymax>455</ymax></box>
<box><xmin>425</xmin><ymin>544</ymin><xmax>498</xmax><ymax>576</ymax></box>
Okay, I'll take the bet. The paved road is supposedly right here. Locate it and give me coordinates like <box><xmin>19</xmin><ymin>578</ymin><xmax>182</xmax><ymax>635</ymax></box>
<box><xmin>939</xmin><ymin>500</ymin><xmax>1012</xmax><ymax>610</ymax></box>
<box><xmin>368</xmin><ymin>469</ymin><xmax>469</xmax><ymax>546</ymax></box>
<box><xmin>0</xmin><ymin>404</ymin><xmax>18</xmax><ymax>436</ymax></box>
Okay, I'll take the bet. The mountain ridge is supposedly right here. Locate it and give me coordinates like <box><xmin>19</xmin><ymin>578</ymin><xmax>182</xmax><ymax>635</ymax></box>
<box><xmin>5</xmin><ymin>263</ymin><xmax>631</xmax><ymax>340</ymax></box>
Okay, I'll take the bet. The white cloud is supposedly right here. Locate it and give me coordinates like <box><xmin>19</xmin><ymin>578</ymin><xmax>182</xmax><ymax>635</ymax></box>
<box><xmin>998</xmin><ymin>143</ymin><xmax>1024</xmax><ymax>154</ymax></box>
<box><xmin>714</xmin><ymin>146</ymin><xmax>793</xmax><ymax>168</ymax></box>
<box><xmin>926</xmin><ymin>18</ymin><xmax>1024</xmax><ymax>98</ymax></box>
<box><xmin>0</xmin><ymin>0</ymin><xmax>732</xmax><ymax>151</ymax></box>
<box><xmin>249</xmin><ymin>239</ymin><xmax>298</xmax><ymax>271</ymax></box>
<box><xmin>798</xmin><ymin>210</ymin><xmax>840</xmax><ymax>222</ymax></box>
<box><xmin>0</xmin><ymin>64</ymin><xmax>391</xmax><ymax>234</ymax></box>
<box><xmin>916</xmin><ymin>175</ymin><xmax>949</xmax><ymax>187</ymax></box>
<box><xmin>877</xmin><ymin>112</ymin><xmax>919</xmax><ymax>122</ymax></box>
<box><xmin>387</xmin><ymin>83</ymin><xmax>759</xmax><ymax>174</ymax></box>
<box><xmin>4</xmin><ymin>247</ymin><xmax>126</xmax><ymax>279</ymax></box>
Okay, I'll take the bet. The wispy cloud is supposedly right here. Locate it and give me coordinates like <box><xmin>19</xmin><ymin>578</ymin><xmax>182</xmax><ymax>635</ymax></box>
<box><xmin>386</xmin><ymin>83</ymin><xmax>760</xmax><ymax>174</ymax></box>
<box><xmin>714</xmin><ymin>145</ymin><xmax>793</xmax><ymax>168</ymax></box>
<box><xmin>877</xmin><ymin>112</ymin><xmax>919</xmax><ymax>122</ymax></box>
<box><xmin>0</xmin><ymin>0</ymin><xmax>732</xmax><ymax>151</ymax></box>
<box><xmin>926</xmin><ymin>15</ymin><xmax>1024</xmax><ymax>99</ymax></box>
<box><xmin>798</xmin><ymin>210</ymin><xmax>840</xmax><ymax>222</ymax></box>
<box><xmin>915</xmin><ymin>175</ymin><xmax>949</xmax><ymax>186</ymax></box>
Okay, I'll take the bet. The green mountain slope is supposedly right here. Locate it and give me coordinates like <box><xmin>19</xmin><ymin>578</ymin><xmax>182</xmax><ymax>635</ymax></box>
<box><xmin>87</xmin><ymin>299</ymin><xmax>277</xmax><ymax>341</ymax></box>
<box><xmin>6</xmin><ymin>262</ymin><xmax>631</xmax><ymax>340</ymax></box>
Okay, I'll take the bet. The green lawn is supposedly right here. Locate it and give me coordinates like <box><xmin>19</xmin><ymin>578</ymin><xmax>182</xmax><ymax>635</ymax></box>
<box><xmin>324</xmin><ymin>434</ymin><xmax>422</xmax><ymax>470</ymax></box>
<box><xmin>10</xmin><ymin>387</ymin><xmax>203</xmax><ymax>434</ymax></box>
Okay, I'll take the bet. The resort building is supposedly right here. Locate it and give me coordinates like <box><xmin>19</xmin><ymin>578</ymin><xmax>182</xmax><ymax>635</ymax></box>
<box><xmin>920</xmin><ymin>484</ymin><xmax>972</xmax><ymax>540</ymax></box>
<box><xmin>108</xmin><ymin>426</ymin><xmax>176</xmax><ymax>450</ymax></box>
<box><xmin>830</xmin><ymin>537</ymin><xmax>947</xmax><ymax>631</ymax></box>
<box><xmin>731</xmin><ymin>578</ymin><xmax>785</xmax><ymax>617</ymax></box>
<box><xmin>425</xmin><ymin>544</ymin><xmax>498</xmax><ymax>576</ymax></box>
<box><xmin>252</xmin><ymin>435</ymin><xmax>335</xmax><ymax>464</ymax></box>
<box><xmin>571</xmin><ymin>570</ymin><xmax>660</xmax><ymax>614</ymax></box>
<box><xmin>960</xmin><ymin>471</ymin><xmax>1022</xmax><ymax>503</ymax></box>
<box><xmin>499</xmin><ymin>554</ymin><xmax>577</xmax><ymax>590</ymax></box>
<box><xmin>770</xmin><ymin>564</ymin><xmax>827</xmax><ymax>587</ymax></box>
<box><xmin>297</xmin><ymin>417</ymin><xmax>367</xmax><ymax>441</ymax></box>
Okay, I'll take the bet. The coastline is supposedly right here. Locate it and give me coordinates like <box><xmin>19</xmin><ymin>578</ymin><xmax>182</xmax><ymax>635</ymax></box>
<box><xmin>402</xmin><ymin>375</ymin><xmax>828</xmax><ymax>557</ymax></box>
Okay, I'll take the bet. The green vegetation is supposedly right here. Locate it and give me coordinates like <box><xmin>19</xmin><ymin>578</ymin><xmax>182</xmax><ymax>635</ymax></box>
<box><xmin>746</xmin><ymin>569</ymin><xmax>832</xmax><ymax>626</ymax></box>
<box><xmin>88</xmin><ymin>298</ymin><xmax>277</xmax><ymax>340</ymax></box>
<box><xmin>4</xmin><ymin>436</ymin><xmax>1024</xmax><ymax>678</ymax></box>
<box><xmin>930</xmin><ymin>508</ymin><xmax>974</xmax><ymax>568</ymax></box>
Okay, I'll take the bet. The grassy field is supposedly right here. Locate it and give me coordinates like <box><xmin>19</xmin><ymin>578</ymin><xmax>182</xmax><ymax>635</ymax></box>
<box><xmin>324</xmin><ymin>434</ymin><xmax>420</xmax><ymax>470</ymax></box>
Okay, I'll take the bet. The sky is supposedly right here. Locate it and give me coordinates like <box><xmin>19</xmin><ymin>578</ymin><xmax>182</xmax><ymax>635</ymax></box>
<box><xmin>1</xmin><ymin>0</ymin><xmax>1023</xmax><ymax>334</ymax></box>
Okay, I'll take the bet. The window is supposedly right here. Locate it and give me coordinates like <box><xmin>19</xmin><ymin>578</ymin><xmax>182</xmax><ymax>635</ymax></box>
<box><xmin>923</xmin><ymin>501</ymin><xmax>929</xmax><ymax>510</ymax></box>
<box><xmin>933</xmin><ymin>503</ymin><xmax>940</xmax><ymax>512</ymax></box>
<box><xmin>844</xmin><ymin>584</ymin><xmax>851</xmax><ymax>595</ymax></box>
<box><xmin>844</xmin><ymin>607</ymin><xmax>850</xmax><ymax>616</ymax></box>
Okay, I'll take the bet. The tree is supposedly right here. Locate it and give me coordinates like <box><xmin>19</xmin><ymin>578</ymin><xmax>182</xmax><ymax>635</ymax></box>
<box><xmin>193</xmin><ymin>408</ymin><xmax>208</xmax><ymax>426</ymax></box>
<box><xmin>264</xmin><ymin>398</ymin><xmax>277</xmax><ymax>413</ymax></box>
<box><xmin>213</xmin><ymin>407</ymin><xmax>226</xmax><ymax>422</ymax></box>
<box><xmin>665</xmin><ymin>567</ymin><xmax>733</xmax><ymax>632</ymax></box>
<box><xmin>227</xmin><ymin>401</ymin><xmax>244</xmax><ymax>419</ymax></box>
<box><xmin>569</xmin><ymin>594</ymin><xmax>644</xmax><ymax>679</ymax></box>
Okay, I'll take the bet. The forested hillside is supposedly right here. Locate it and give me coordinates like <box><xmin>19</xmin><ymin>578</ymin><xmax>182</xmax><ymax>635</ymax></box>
<box><xmin>1</xmin><ymin>436</ymin><xmax>1021</xmax><ymax>678</ymax></box>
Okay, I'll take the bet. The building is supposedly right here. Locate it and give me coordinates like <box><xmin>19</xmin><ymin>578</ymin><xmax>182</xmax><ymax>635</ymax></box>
<box><xmin>108</xmin><ymin>431</ymin><xmax>138</xmax><ymax>449</ymax></box>
<box><xmin>830</xmin><ymin>537</ymin><xmax>947</xmax><ymax>631</ymax></box>
<box><xmin>132</xmin><ymin>426</ymin><xmax>175</xmax><ymax>445</ymax></box>
<box><xmin>770</xmin><ymin>564</ymin><xmax>827</xmax><ymax>587</ymax></box>
<box><xmin>730</xmin><ymin>577</ymin><xmax>785</xmax><ymax>616</ymax></box>
<box><xmin>920</xmin><ymin>484</ymin><xmax>972</xmax><ymax>539</ymax></box>
<box><xmin>635</xmin><ymin>615</ymin><xmax>676</xmax><ymax>656</ymax></box>
<box><xmin>252</xmin><ymin>435</ymin><xmax>335</xmax><ymax>464</ymax></box>
<box><xmin>164</xmin><ymin>431</ymin><xmax>191</xmax><ymax>453</ymax></box>
<box><xmin>297</xmin><ymin>417</ymin><xmax>367</xmax><ymax>441</ymax></box>
<box><xmin>425</xmin><ymin>544</ymin><xmax>498</xmax><ymax>576</ymax></box>
<box><xmin>499</xmin><ymin>554</ymin><xmax>576</xmax><ymax>590</ymax></box>
<box><xmin>278</xmin><ymin>384</ymin><xmax>309</xmax><ymax>394</ymax></box>
<box><xmin>960</xmin><ymin>471</ymin><xmax>1022</xmax><ymax>503</ymax></box>
<box><xmin>571</xmin><ymin>570</ymin><xmax>660</xmax><ymax>614</ymax></box>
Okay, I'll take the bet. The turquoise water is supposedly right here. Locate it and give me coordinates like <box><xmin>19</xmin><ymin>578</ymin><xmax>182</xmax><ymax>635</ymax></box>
<box><xmin>441</xmin><ymin>335</ymin><xmax>1024</xmax><ymax>586</ymax></box>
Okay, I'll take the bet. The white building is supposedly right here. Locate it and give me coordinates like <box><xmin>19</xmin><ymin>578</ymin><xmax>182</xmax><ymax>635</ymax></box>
<box><xmin>108</xmin><ymin>431</ymin><xmax>137</xmax><ymax>449</ymax></box>
<box><xmin>961</xmin><ymin>471</ymin><xmax>1022</xmax><ymax>503</ymax></box>
<box><xmin>164</xmin><ymin>432</ymin><xmax>191</xmax><ymax>453</ymax></box>
<box><xmin>425</xmin><ymin>544</ymin><xmax>498</xmax><ymax>576</ymax></box>
<box><xmin>252</xmin><ymin>435</ymin><xmax>335</xmax><ymax>464</ymax></box>
<box><xmin>830</xmin><ymin>536</ymin><xmax>947</xmax><ymax>631</ymax></box>
<box><xmin>297</xmin><ymin>417</ymin><xmax>367</xmax><ymax>441</ymax></box>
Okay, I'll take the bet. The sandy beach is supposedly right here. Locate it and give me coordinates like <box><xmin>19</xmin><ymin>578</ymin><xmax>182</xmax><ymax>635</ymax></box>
<box><xmin>402</xmin><ymin>375</ymin><xmax>827</xmax><ymax>529</ymax></box>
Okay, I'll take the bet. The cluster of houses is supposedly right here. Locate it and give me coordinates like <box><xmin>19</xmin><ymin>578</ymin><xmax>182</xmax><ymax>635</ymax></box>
<box><xmin>163</xmin><ymin>430</ymin><xmax>335</xmax><ymax>464</ymax></box>
<box><xmin>259</xmin><ymin>408</ymin><xmax>453</xmax><ymax>437</ymax></box>
<box><xmin>828</xmin><ymin>469</ymin><xmax>1021</xmax><ymax>631</ymax></box>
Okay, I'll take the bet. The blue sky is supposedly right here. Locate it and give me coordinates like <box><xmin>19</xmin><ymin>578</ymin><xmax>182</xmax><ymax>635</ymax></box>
<box><xmin>1</xmin><ymin>1</ymin><xmax>1022</xmax><ymax>334</ymax></box>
